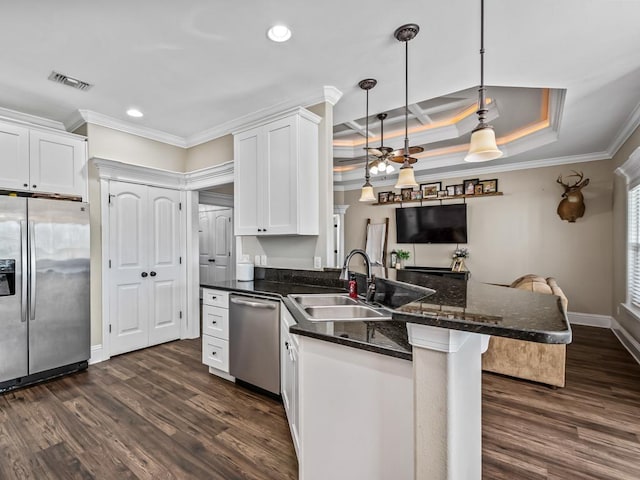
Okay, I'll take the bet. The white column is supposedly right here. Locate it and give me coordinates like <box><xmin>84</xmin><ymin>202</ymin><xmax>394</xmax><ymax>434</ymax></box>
<box><xmin>407</xmin><ymin>324</ymin><xmax>489</xmax><ymax>480</ymax></box>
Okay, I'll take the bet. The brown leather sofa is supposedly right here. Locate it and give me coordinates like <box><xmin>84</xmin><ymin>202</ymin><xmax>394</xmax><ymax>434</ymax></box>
<box><xmin>482</xmin><ymin>275</ymin><xmax>568</xmax><ymax>388</ymax></box>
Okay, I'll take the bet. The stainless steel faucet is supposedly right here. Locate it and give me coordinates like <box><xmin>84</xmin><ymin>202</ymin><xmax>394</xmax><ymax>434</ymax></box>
<box><xmin>339</xmin><ymin>249</ymin><xmax>376</xmax><ymax>302</ymax></box>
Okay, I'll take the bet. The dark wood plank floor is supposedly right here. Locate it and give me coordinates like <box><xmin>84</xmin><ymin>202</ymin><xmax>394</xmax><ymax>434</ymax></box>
<box><xmin>0</xmin><ymin>325</ymin><xmax>639</xmax><ymax>479</ymax></box>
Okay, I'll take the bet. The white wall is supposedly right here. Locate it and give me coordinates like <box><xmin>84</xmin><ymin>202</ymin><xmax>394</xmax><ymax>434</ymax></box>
<box><xmin>341</xmin><ymin>159</ymin><xmax>614</xmax><ymax>316</ymax></box>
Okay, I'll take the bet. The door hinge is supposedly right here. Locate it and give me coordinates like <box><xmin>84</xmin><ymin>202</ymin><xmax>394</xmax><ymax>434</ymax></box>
<box><xmin>108</xmin><ymin>194</ymin><xmax>115</xmax><ymax>205</ymax></box>
<box><xmin>109</xmin><ymin>324</ymin><xmax>112</xmax><ymax>333</ymax></box>
<box><xmin>179</xmin><ymin>202</ymin><xmax>182</xmax><ymax>211</ymax></box>
<box><xmin>179</xmin><ymin>311</ymin><xmax>183</xmax><ymax>319</ymax></box>
<box><xmin>109</xmin><ymin>259</ymin><xmax>112</xmax><ymax>268</ymax></box>
<box><xmin>179</xmin><ymin>256</ymin><xmax>182</xmax><ymax>264</ymax></box>
<box><xmin>228</xmin><ymin>251</ymin><xmax>231</xmax><ymax>257</ymax></box>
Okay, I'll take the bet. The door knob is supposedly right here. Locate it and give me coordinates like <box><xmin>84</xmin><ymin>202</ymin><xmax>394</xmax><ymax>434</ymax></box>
<box><xmin>141</xmin><ymin>272</ymin><xmax>148</xmax><ymax>278</ymax></box>
<box><xmin>150</xmin><ymin>271</ymin><xmax>157</xmax><ymax>277</ymax></box>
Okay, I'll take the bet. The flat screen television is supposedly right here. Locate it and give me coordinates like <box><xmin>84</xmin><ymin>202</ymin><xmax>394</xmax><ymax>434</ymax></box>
<box><xmin>395</xmin><ymin>204</ymin><xmax>467</xmax><ymax>244</ymax></box>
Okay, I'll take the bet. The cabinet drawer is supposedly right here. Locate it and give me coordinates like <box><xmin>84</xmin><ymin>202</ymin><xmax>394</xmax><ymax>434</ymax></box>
<box><xmin>203</xmin><ymin>289</ymin><xmax>229</xmax><ymax>308</ymax></box>
<box><xmin>202</xmin><ymin>335</ymin><xmax>229</xmax><ymax>372</ymax></box>
<box><xmin>203</xmin><ymin>305</ymin><xmax>229</xmax><ymax>339</ymax></box>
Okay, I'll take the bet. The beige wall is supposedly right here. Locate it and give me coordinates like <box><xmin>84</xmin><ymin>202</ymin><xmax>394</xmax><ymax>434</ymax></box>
<box><xmin>612</xmin><ymin>126</ymin><xmax>640</xmax><ymax>342</ymax></box>
<box><xmin>240</xmin><ymin>102</ymin><xmax>335</xmax><ymax>269</ymax></box>
<box><xmin>342</xmin><ymin>159</ymin><xmax>614</xmax><ymax>316</ymax></box>
<box><xmin>186</xmin><ymin>134</ymin><xmax>233</xmax><ymax>171</ymax></box>
<box><xmin>87</xmin><ymin>124</ymin><xmax>187</xmax><ymax>171</ymax></box>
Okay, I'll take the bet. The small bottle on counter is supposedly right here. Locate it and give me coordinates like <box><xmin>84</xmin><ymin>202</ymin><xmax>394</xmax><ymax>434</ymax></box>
<box><xmin>390</xmin><ymin>250</ymin><xmax>397</xmax><ymax>268</ymax></box>
<box><xmin>348</xmin><ymin>273</ymin><xmax>357</xmax><ymax>299</ymax></box>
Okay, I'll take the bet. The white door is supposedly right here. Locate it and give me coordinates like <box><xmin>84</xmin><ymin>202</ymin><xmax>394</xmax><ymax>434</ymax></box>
<box><xmin>109</xmin><ymin>182</ymin><xmax>149</xmax><ymax>355</ymax></box>
<box><xmin>109</xmin><ymin>182</ymin><xmax>182</xmax><ymax>355</ymax></box>
<box><xmin>0</xmin><ymin>121</ymin><xmax>29</xmax><ymax>191</ymax></box>
<box><xmin>29</xmin><ymin>130</ymin><xmax>86</xmax><ymax>197</ymax></box>
<box><xmin>199</xmin><ymin>208</ymin><xmax>233</xmax><ymax>284</ymax></box>
<box><xmin>147</xmin><ymin>186</ymin><xmax>182</xmax><ymax>346</ymax></box>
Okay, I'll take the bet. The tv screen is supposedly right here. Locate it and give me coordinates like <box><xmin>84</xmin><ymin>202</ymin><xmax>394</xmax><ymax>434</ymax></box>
<box><xmin>395</xmin><ymin>204</ymin><xmax>467</xmax><ymax>244</ymax></box>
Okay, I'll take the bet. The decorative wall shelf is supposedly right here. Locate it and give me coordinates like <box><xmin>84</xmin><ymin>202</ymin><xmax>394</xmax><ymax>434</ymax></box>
<box><xmin>373</xmin><ymin>191</ymin><xmax>503</xmax><ymax>206</ymax></box>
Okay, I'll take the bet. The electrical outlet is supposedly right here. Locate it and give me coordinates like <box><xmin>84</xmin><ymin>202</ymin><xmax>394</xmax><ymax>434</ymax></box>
<box><xmin>314</xmin><ymin>256</ymin><xmax>322</xmax><ymax>269</ymax></box>
<box><xmin>254</xmin><ymin>255</ymin><xmax>261</xmax><ymax>266</ymax></box>
<box><xmin>261</xmin><ymin>254</ymin><xmax>267</xmax><ymax>266</ymax></box>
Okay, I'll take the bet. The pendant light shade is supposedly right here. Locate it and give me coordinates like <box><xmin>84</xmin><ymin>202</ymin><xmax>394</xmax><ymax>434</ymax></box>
<box><xmin>466</xmin><ymin>126</ymin><xmax>502</xmax><ymax>162</ymax></box>
<box><xmin>465</xmin><ymin>0</ymin><xmax>503</xmax><ymax>163</ymax></box>
<box><xmin>395</xmin><ymin>165</ymin><xmax>418</xmax><ymax>188</ymax></box>
<box><xmin>358</xmin><ymin>78</ymin><xmax>377</xmax><ymax>202</ymax></box>
<box><xmin>393</xmin><ymin>23</ymin><xmax>421</xmax><ymax>189</ymax></box>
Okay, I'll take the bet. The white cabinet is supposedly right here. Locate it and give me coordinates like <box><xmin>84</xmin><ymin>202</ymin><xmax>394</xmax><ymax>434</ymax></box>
<box><xmin>234</xmin><ymin>107</ymin><xmax>320</xmax><ymax>236</ymax></box>
<box><xmin>202</xmin><ymin>288</ymin><xmax>231</xmax><ymax>377</ymax></box>
<box><xmin>281</xmin><ymin>307</ymin><xmax>300</xmax><ymax>458</ymax></box>
<box><xmin>0</xmin><ymin>119</ymin><xmax>87</xmax><ymax>198</ymax></box>
<box><xmin>108</xmin><ymin>181</ymin><xmax>183</xmax><ymax>356</ymax></box>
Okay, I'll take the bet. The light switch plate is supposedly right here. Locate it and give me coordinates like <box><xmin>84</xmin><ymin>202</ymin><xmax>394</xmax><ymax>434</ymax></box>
<box><xmin>314</xmin><ymin>256</ymin><xmax>322</xmax><ymax>269</ymax></box>
<box><xmin>261</xmin><ymin>254</ymin><xmax>267</xmax><ymax>266</ymax></box>
<box><xmin>254</xmin><ymin>255</ymin><xmax>261</xmax><ymax>266</ymax></box>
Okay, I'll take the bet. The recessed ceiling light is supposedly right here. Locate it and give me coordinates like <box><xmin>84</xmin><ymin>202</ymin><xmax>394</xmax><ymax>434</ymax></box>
<box><xmin>267</xmin><ymin>25</ymin><xmax>292</xmax><ymax>43</ymax></box>
<box><xmin>126</xmin><ymin>108</ymin><xmax>143</xmax><ymax>118</ymax></box>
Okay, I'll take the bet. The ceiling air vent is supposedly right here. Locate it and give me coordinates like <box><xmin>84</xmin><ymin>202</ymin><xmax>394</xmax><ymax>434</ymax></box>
<box><xmin>47</xmin><ymin>71</ymin><xmax>93</xmax><ymax>91</ymax></box>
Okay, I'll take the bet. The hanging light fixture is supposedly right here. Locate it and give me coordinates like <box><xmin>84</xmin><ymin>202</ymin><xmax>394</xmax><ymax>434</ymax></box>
<box><xmin>393</xmin><ymin>24</ymin><xmax>423</xmax><ymax>189</ymax></box>
<box><xmin>369</xmin><ymin>113</ymin><xmax>395</xmax><ymax>175</ymax></box>
<box><xmin>358</xmin><ymin>78</ymin><xmax>377</xmax><ymax>202</ymax></box>
<box><xmin>465</xmin><ymin>0</ymin><xmax>503</xmax><ymax>162</ymax></box>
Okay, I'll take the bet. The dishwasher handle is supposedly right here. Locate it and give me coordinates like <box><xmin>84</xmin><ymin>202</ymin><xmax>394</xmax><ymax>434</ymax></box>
<box><xmin>230</xmin><ymin>297</ymin><xmax>277</xmax><ymax>309</ymax></box>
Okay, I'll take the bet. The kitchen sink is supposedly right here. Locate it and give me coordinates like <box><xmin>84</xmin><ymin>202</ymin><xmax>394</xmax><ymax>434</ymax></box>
<box><xmin>291</xmin><ymin>294</ymin><xmax>358</xmax><ymax>307</ymax></box>
<box><xmin>304</xmin><ymin>305</ymin><xmax>392</xmax><ymax>321</ymax></box>
<box><xmin>288</xmin><ymin>293</ymin><xmax>393</xmax><ymax>322</ymax></box>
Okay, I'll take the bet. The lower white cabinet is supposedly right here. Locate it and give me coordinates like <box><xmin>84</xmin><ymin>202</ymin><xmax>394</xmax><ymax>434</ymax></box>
<box><xmin>281</xmin><ymin>307</ymin><xmax>300</xmax><ymax>458</ymax></box>
<box><xmin>202</xmin><ymin>288</ymin><xmax>232</xmax><ymax>378</ymax></box>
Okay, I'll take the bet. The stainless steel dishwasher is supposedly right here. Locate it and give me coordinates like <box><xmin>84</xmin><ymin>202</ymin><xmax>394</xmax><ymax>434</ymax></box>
<box><xmin>229</xmin><ymin>294</ymin><xmax>280</xmax><ymax>395</ymax></box>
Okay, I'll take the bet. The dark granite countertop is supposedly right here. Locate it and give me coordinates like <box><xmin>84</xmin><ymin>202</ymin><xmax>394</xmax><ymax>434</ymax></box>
<box><xmin>201</xmin><ymin>266</ymin><xmax>571</xmax><ymax>361</ymax></box>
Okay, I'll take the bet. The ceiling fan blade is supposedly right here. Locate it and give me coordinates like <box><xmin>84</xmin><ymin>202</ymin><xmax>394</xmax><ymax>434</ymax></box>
<box><xmin>393</xmin><ymin>145</ymin><xmax>425</xmax><ymax>157</ymax></box>
<box><xmin>390</xmin><ymin>155</ymin><xmax>418</xmax><ymax>164</ymax></box>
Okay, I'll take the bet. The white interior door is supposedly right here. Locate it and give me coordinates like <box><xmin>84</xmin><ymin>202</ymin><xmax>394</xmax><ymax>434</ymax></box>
<box><xmin>212</xmin><ymin>209</ymin><xmax>232</xmax><ymax>282</ymax></box>
<box><xmin>109</xmin><ymin>182</ymin><xmax>149</xmax><ymax>355</ymax></box>
<box><xmin>199</xmin><ymin>211</ymin><xmax>212</xmax><ymax>285</ymax></box>
<box><xmin>147</xmin><ymin>187</ymin><xmax>182</xmax><ymax>346</ymax></box>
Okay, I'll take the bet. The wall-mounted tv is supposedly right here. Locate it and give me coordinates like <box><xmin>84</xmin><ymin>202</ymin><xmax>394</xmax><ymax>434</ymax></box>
<box><xmin>395</xmin><ymin>204</ymin><xmax>467</xmax><ymax>244</ymax></box>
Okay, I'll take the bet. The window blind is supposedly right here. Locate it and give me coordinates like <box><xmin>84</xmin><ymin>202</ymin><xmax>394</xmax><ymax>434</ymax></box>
<box><xmin>629</xmin><ymin>185</ymin><xmax>640</xmax><ymax>308</ymax></box>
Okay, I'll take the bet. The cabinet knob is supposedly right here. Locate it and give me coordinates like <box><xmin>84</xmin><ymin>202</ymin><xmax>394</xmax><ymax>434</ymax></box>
<box><xmin>211</xmin><ymin>351</ymin><xmax>217</xmax><ymax>356</ymax></box>
<box><xmin>150</xmin><ymin>271</ymin><xmax>156</xmax><ymax>277</ymax></box>
<box><xmin>285</xmin><ymin>341</ymin><xmax>289</xmax><ymax>350</ymax></box>
<box><xmin>257</xmin><ymin>228</ymin><xmax>262</xmax><ymax>232</ymax></box>
<box><xmin>211</xmin><ymin>321</ymin><xmax>217</xmax><ymax>324</ymax></box>
<box><xmin>32</xmin><ymin>185</ymin><xmax>37</xmax><ymax>189</ymax></box>
<box><xmin>141</xmin><ymin>272</ymin><xmax>148</xmax><ymax>278</ymax></box>
<box><xmin>208</xmin><ymin>259</ymin><xmax>216</xmax><ymax>262</ymax></box>
<box><xmin>23</xmin><ymin>183</ymin><xmax>28</xmax><ymax>188</ymax></box>
<box><xmin>263</xmin><ymin>229</ymin><xmax>267</xmax><ymax>232</ymax></box>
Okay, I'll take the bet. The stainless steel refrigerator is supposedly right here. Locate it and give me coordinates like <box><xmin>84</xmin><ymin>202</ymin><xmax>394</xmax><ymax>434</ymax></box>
<box><xmin>0</xmin><ymin>196</ymin><xmax>90</xmax><ymax>393</ymax></box>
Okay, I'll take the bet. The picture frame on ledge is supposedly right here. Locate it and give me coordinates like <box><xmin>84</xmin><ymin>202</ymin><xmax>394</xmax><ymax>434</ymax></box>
<box><xmin>378</xmin><ymin>191</ymin><xmax>390</xmax><ymax>204</ymax></box>
<box><xmin>446</xmin><ymin>185</ymin><xmax>456</xmax><ymax>196</ymax></box>
<box><xmin>420</xmin><ymin>182</ymin><xmax>441</xmax><ymax>199</ymax></box>
<box><xmin>474</xmin><ymin>184</ymin><xmax>484</xmax><ymax>195</ymax></box>
<box><xmin>401</xmin><ymin>188</ymin><xmax>413</xmax><ymax>201</ymax></box>
<box><xmin>410</xmin><ymin>190</ymin><xmax>422</xmax><ymax>200</ymax></box>
<box><xmin>454</xmin><ymin>184</ymin><xmax>464</xmax><ymax>196</ymax></box>
<box><xmin>464</xmin><ymin>178</ymin><xmax>480</xmax><ymax>195</ymax></box>
<box><xmin>481</xmin><ymin>179</ymin><xmax>498</xmax><ymax>193</ymax></box>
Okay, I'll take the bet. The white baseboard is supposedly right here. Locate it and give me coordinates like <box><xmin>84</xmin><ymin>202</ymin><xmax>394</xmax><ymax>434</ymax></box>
<box><xmin>567</xmin><ymin>311</ymin><xmax>612</xmax><ymax>328</ymax></box>
<box><xmin>611</xmin><ymin>319</ymin><xmax>640</xmax><ymax>366</ymax></box>
<box><xmin>89</xmin><ymin>344</ymin><xmax>105</xmax><ymax>365</ymax></box>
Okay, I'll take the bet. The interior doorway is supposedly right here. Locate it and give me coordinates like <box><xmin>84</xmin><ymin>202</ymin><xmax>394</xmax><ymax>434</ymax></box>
<box><xmin>199</xmin><ymin>205</ymin><xmax>233</xmax><ymax>284</ymax></box>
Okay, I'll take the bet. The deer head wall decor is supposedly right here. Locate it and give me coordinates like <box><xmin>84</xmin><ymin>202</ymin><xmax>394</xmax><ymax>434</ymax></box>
<box><xmin>556</xmin><ymin>171</ymin><xmax>589</xmax><ymax>222</ymax></box>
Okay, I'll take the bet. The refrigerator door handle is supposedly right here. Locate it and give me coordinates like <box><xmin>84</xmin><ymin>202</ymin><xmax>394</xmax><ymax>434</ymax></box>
<box><xmin>20</xmin><ymin>220</ymin><xmax>28</xmax><ymax>323</ymax></box>
<box><xmin>29</xmin><ymin>221</ymin><xmax>36</xmax><ymax>321</ymax></box>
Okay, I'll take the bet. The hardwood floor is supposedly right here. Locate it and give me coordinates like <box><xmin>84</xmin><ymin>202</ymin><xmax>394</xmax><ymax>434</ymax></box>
<box><xmin>0</xmin><ymin>325</ymin><xmax>639</xmax><ymax>479</ymax></box>
<box><xmin>483</xmin><ymin>325</ymin><xmax>640</xmax><ymax>480</ymax></box>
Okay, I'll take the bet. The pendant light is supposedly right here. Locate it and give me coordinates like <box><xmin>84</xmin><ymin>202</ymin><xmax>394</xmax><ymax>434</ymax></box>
<box><xmin>465</xmin><ymin>0</ymin><xmax>503</xmax><ymax>162</ymax></box>
<box><xmin>358</xmin><ymin>78</ymin><xmax>377</xmax><ymax>202</ymax></box>
<box><xmin>369</xmin><ymin>113</ymin><xmax>395</xmax><ymax>175</ymax></box>
<box><xmin>393</xmin><ymin>24</ymin><xmax>422</xmax><ymax>189</ymax></box>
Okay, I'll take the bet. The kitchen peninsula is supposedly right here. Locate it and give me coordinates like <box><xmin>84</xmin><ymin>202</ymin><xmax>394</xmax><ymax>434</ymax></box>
<box><xmin>202</xmin><ymin>266</ymin><xmax>571</xmax><ymax>480</ymax></box>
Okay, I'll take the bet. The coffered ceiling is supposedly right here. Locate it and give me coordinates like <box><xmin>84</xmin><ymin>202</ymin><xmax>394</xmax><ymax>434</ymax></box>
<box><xmin>1</xmin><ymin>0</ymin><xmax>640</xmax><ymax>187</ymax></box>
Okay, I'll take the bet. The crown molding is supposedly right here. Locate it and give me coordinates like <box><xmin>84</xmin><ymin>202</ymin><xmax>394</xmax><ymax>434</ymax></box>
<box><xmin>76</xmin><ymin>110</ymin><xmax>187</xmax><ymax>147</ymax></box>
<box><xmin>184</xmin><ymin>161</ymin><xmax>234</xmax><ymax>190</ymax></box>
<box><xmin>230</xmin><ymin>106</ymin><xmax>321</xmax><ymax>136</ymax></box>
<box><xmin>333</xmin><ymin>151</ymin><xmax>611</xmax><ymax>191</ymax></box>
<box><xmin>0</xmin><ymin>106</ymin><xmax>66</xmax><ymax>131</ymax></box>
<box><xmin>615</xmin><ymin>146</ymin><xmax>640</xmax><ymax>188</ymax></box>
<box><xmin>548</xmin><ymin>89</ymin><xmax>566</xmax><ymax>131</ymax></box>
<box><xmin>185</xmin><ymin>86</ymin><xmax>341</xmax><ymax>148</ymax></box>
<box><xmin>334</xmin><ymin>204</ymin><xmax>350</xmax><ymax>215</ymax></box>
<box><xmin>608</xmin><ymin>99</ymin><xmax>640</xmax><ymax>158</ymax></box>
<box><xmin>92</xmin><ymin>157</ymin><xmax>186</xmax><ymax>189</ymax></box>
<box><xmin>199</xmin><ymin>191</ymin><xmax>234</xmax><ymax>207</ymax></box>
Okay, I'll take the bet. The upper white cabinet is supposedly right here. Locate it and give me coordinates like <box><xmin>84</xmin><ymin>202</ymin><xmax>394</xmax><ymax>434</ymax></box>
<box><xmin>0</xmin><ymin>119</ymin><xmax>87</xmax><ymax>198</ymax></box>
<box><xmin>233</xmin><ymin>107</ymin><xmax>320</xmax><ymax>236</ymax></box>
